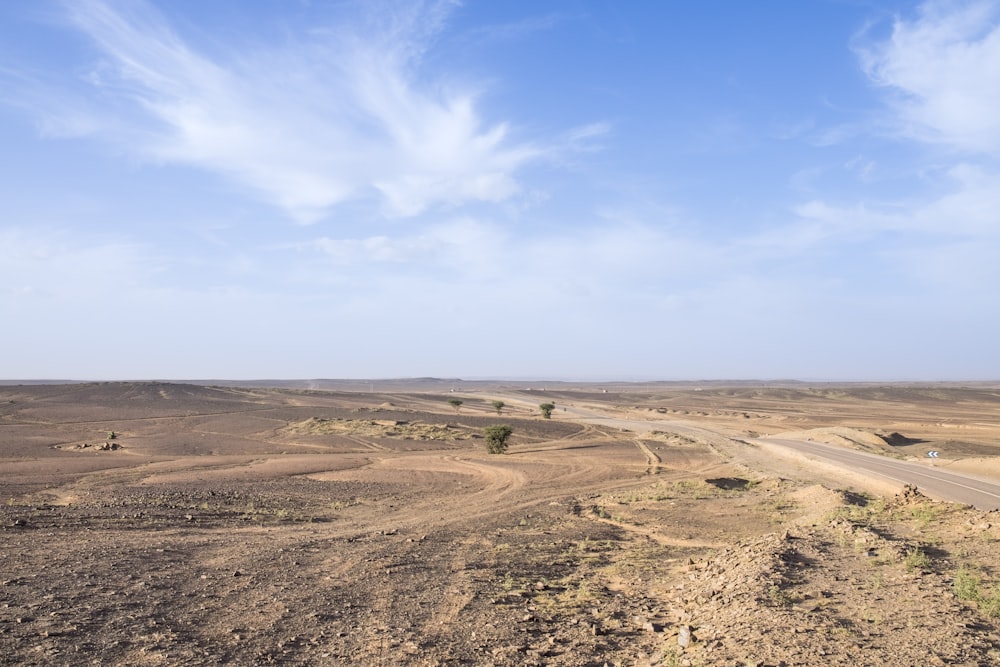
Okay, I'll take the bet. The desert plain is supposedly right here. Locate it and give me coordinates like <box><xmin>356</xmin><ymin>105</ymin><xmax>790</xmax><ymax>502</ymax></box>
<box><xmin>2</xmin><ymin>380</ymin><xmax>1000</xmax><ymax>666</ymax></box>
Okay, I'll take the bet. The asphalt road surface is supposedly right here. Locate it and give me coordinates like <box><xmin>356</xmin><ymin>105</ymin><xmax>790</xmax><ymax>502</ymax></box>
<box><xmin>521</xmin><ymin>398</ymin><xmax>1000</xmax><ymax>511</ymax></box>
<box><xmin>759</xmin><ymin>437</ymin><xmax>1000</xmax><ymax>511</ymax></box>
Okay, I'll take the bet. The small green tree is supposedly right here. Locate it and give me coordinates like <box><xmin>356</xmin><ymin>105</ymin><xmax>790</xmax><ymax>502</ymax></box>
<box><xmin>539</xmin><ymin>403</ymin><xmax>555</xmax><ymax>419</ymax></box>
<box><xmin>484</xmin><ymin>424</ymin><xmax>513</xmax><ymax>454</ymax></box>
<box><xmin>491</xmin><ymin>400</ymin><xmax>505</xmax><ymax>415</ymax></box>
<box><xmin>448</xmin><ymin>398</ymin><xmax>463</xmax><ymax>413</ymax></box>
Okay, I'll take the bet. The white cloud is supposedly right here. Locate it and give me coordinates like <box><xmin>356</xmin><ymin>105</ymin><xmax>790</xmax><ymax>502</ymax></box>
<box><xmin>461</xmin><ymin>13</ymin><xmax>562</xmax><ymax>46</ymax></box>
<box><xmin>3</xmin><ymin>198</ymin><xmax>995</xmax><ymax>379</ymax></box>
<box><xmin>844</xmin><ymin>155</ymin><xmax>876</xmax><ymax>181</ymax></box>
<box><xmin>793</xmin><ymin>162</ymin><xmax>1000</xmax><ymax>238</ymax></box>
<box><xmin>37</xmin><ymin>0</ymin><xmax>545</xmax><ymax>222</ymax></box>
<box><xmin>308</xmin><ymin>218</ymin><xmax>509</xmax><ymax>276</ymax></box>
<box><xmin>299</xmin><ymin>213</ymin><xmax>723</xmax><ymax>311</ymax></box>
<box><xmin>915</xmin><ymin>163</ymin><xmax>1000</xmax><ymax>233</ymax></box>
<box><xmin>0</xmin><ymin>227</ymin><xmax>149</xmax><ymax>301</ymax></box>
<box><xmin>857</xmin><ymin>0</ymin><xmax>1000</xmax><ymax>153</ymax></box>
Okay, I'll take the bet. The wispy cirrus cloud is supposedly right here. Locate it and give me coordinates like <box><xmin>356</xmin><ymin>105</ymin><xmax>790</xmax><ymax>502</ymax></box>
<box><xmin>28</xmin><ymin>0</ymin><xmax>554</xmax><ymax>222</ymax></box>
<box><xmin>0</xmin><ymin>227</ymin><xmax>149</xmax><ymax>301</ymax></box>
<box><xmin>301</xmin><ymin>215</ymin><xmax>720</xmax><ymax>302</ymax></box>
<box><xmin>856</xmin><ymin>0</ymin><xmax>1000</xmax><ymax>153</ymax></box>
<box><xmin>458</xmin><ymin>12</ymin><xmax>564</xmax><ymax>47</ymax></box>
<box><xmin>772</xmin><ymin>0</ymin><xmax>1000</xmax><ymax>298</ymax></box>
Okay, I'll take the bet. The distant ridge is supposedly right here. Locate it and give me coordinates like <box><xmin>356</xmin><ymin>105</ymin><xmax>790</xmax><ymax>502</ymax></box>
<box><xmin>2</xmin><ymin>378</ymin><xmax>999</xmax><ymax>391</ymax></box>
<box><xmin>0</xmin><ymin>379</ymin><xmax>88</xmax><ymax>386</ymax></box>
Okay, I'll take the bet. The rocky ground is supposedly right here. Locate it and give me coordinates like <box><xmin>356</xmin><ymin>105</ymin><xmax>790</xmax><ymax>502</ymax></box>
<box><xmin>1</xmin><ymin>382</ymin><xmax>999</xmax><ymax>665</ymax></box>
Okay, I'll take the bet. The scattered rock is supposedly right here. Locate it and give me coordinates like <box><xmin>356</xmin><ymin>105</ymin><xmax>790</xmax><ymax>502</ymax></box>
<box><xmin>678</xmin><ymin>624</ymin><xmax>692</xmax><ymax>649</ymax></box>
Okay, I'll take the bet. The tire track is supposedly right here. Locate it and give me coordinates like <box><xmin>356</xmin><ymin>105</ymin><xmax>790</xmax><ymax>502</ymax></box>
<box><xmin>632</xmin><ymin>438</ymin><xmax>663</xmax><ymax>474</ymax></box>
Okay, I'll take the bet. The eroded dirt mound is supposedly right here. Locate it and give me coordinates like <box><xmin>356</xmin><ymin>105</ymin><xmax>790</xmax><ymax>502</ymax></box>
<box><xmin>668</xmin><ymin>488</ymin><xmax>1000</xmax><ymax>666</ymax></box>
<box><xmin>56</xmin><ymin>440</ymin><xmax>124</xmax><ymax>452</ymax></box>
<box><xmin>773</xmin><ymin>427</ymin><xmax>890</xmax><ymax>452</ymax></box>
<box><xmin>283</xmin><ymin>416</ymin><xmax>472</xmax><ymax>441</ymax></box>
<box><xmin>876</xmin><ymin>430</ymin><xmax>925</xmax><ymax>447</ymax></box>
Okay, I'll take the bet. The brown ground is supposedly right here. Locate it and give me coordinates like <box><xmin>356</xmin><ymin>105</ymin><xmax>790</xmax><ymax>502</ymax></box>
<box><xmin>1</xmin><ymin>381</ymin><xmax>1000</xmax><ymax>666</ymax></box>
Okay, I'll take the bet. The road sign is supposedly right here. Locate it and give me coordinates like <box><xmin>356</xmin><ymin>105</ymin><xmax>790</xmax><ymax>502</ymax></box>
<box><xmin>927</xmin><ymin>451</ymin><xmax>939</xmax><ymax>458</ymax></box>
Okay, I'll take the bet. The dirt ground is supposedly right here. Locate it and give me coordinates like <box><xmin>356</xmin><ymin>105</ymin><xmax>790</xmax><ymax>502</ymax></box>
<box><xmin>2</xmin><ymin>381</ymin><xmax>1000</xmax><ymax>666</ymax></box>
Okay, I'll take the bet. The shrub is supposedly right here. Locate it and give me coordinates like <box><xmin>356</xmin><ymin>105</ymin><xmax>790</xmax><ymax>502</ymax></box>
<box><xmin>539</xmin><ymin>403</ymin><xmax>555</xmax><ymax>419</ymax></box>
<box><xmin>954</xmin><ymin>566</ymin><xmax>981</xmax><ymax>602</ymax></box>
<box><xmin>484</xmin><ymin>425</ymin><xmax>513</xmax><ymax>454</ymax></box>
<box><xmin>953</xmin><ymin>566</ymin><xmax>1000</xmax><ymax>618</ymax></box>
<box><xmin>904</xmin><ymin>547</ymin><xmax>932</xmax><ymax>571</ymax></box>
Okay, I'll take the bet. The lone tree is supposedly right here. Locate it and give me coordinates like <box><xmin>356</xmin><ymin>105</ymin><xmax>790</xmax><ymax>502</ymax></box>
<box><xmin>539</xmin><ymin>402</ymin><xmax>555</xmax><ymax>419</ymax></box>
<box><xmin>484</xmin><ymin>424</ymin><xmax>513</xmax><ymax>454</ymax></box>
<box><xmin>448</xmin><ymin>398</ymin><xmax>463</xmax><ymax>413</ymax></box>
<box><xmin>491</xmin><ymin>400</ymin><xmax>505</xmax><ymax>415</ymax></box>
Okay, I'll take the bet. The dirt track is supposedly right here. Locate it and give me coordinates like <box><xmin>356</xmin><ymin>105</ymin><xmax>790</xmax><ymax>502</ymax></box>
<box><xmin>2</xmin><ymin>382</ymin><xmax>1000</xmax><ymax>665</ymax></box>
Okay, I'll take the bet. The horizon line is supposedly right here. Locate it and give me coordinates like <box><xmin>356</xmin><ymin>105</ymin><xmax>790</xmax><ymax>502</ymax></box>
<box><xmin>2</xmin><ymin>377</ymin><xmax>1000</xmax><ymax>386</ymax></box>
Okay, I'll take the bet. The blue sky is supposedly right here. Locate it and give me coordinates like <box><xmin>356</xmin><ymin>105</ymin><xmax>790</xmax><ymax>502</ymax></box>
<box><xmin>2</xmin><ymin>0</ymin><xmax>999</xmax><ymax>380</ymax></box>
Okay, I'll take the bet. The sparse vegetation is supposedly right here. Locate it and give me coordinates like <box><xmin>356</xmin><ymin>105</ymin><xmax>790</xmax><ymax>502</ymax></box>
<box><xmin>5</xmin><ymin>381</ymin><xmax>1000</xmax><ymax>665</ymax></box>
<box><xmin>448</xmin><ymin>398</ymin><xmax>463</xmax><ymax>413</ymax></box>
<box><xmin>953</xmin><ymin>566</ymin><xmax>1000</xmax><ymax>618</ymax></box>
<box><xmin>954</xmin><ymin>566</ymin><xmax>981</xmax><ymax>602</ymax></box>
<box><xmin>484</xmin><ymin>424</ymin><xmax>513</xmax><ymax>454</ymax></box>
<box><xmin>491</xmin><ymin>400</ymin><xmax>505</xmax><ymax>415</ymax></box>
<box><xmin>904</xmin><ymin>547</ymin><xmax>932</xmax><ymax>571</ymax></box>
<box><xmin>539</xmin><ymin>402</ymin><xmax>555</xmax><ymax>419</ymax></box>
<box><xmin>767</xmin><ymin>584</ymin><xmax>793</xmax><ymax>606</ymax></box>
<box><xmin>828</xmin><ymin>493</ymin><xmax>891</xmax><ymax>526</ymax></box>
<box><xmin>910</xmin><ymin>501</ymin><xmax>944</xmax><ymax>529</ymax></box>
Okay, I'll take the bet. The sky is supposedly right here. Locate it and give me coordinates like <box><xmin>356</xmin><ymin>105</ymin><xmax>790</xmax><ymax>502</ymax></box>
<box><xmin>1</xmin><ymin>0</ymin><xmax>999</xmax><ymax>381</ymax></box>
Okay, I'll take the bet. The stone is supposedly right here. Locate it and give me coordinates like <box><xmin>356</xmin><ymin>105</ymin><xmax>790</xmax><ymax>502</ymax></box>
<box><xmin>678</xmin><ymin>624</ymin><xmax>692</xmax><ymax>649</ymax></box>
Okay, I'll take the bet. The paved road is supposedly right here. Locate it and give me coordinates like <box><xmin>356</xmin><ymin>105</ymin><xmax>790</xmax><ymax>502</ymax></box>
<box><xmin>758</xmin><ymin>437</ymin><xmax>1000</xmax><ymax>511</ymax></box>
<box><xmin>505</xmin><ymin>396</ymin><xmax>1000</xmax><ymax>511</ymax></box>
